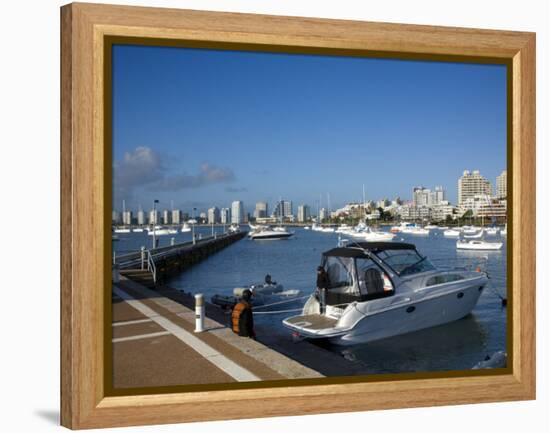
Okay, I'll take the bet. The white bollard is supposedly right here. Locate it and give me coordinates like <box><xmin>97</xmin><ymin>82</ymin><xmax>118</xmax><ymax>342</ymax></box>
<box><xmin>194</xmin><ymin>293</ymin><xmax>205</xmax><ymax>332</ymax></box>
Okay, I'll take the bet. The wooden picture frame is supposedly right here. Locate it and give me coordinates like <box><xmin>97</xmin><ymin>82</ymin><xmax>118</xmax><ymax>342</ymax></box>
<box><xmin>61</xmin><ymin>2</ymin><xmax>535</xmax><ymax>429</ymax></box>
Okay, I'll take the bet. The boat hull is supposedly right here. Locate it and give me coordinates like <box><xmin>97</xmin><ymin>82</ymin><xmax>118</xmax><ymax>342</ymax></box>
<box><xmin>456</xmin><ymin>241</ymin><xmax>503</xmax><ymax>250</ymax></box>
<box><xmin>249</xmin><ymin>232</ymin><xmax>293</xmax><ymax>240</ymax></box>
<box><xmin>283</xmin><ymin>281</ymin><xmax>485</xmax><ymax>345</ymax></box>
<box><xmin>334</xmin><ymin>283</ymin><xmax>484</xmax><ymax>345</ymax></box>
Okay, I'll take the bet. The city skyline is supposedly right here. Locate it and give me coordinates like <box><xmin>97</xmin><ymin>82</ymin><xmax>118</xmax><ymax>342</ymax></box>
<box><xmin>112</xmin><ymin>168</ymin><xmax>505</xmax><ymax>217</ymax></box>
<box><xmin>112</xmin><ymin>45</ymin><xmax>506</xmax><ymax>212</ymax></box>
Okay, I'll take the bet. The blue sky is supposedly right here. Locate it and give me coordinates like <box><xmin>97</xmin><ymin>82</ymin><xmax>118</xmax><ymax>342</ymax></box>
<box><xmin>112</xmin><ymin>44</ymin><xmax>506</xmax><ymax>214</ymax></box>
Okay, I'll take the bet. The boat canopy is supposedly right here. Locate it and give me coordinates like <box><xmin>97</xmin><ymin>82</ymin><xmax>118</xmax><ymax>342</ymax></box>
<box><xmin>323</xmin><ymin>242</ymin><xmax>416</xmax><ymax>258</ymax></box>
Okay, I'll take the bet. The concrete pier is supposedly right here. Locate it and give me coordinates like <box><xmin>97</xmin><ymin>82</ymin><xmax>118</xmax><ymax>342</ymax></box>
<box><xmin>112</xmin><ymin>276</ymin><xmax>322</xmax><ymax>388</ymax></box>
<box><xmin>116</xmin><ymin>231</ymin><xmax>246</xmax><ymax>288</ymax></box>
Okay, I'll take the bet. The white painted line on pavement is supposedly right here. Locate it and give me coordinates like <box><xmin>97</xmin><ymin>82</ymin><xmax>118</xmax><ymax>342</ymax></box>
<box><xmin>112</xmin><ymin>331</ymin><xmax>170</xmax><ymax>343</ymax></box>
<box><xmin>113</xmin><ymin>318</ymin><xmax>154</xmax><ymax>327</ymax></box>
<box><xmin>113</xmin><ymin>286</ymin><xmax>260</xmax><ymax>382</ymax></box>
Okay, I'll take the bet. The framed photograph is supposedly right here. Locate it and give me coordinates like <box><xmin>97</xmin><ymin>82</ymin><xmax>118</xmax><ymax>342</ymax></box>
<box><xmin>61</xmin><ymin>3</ymin><xmax>535</xmax><ymax>429</ymax></box>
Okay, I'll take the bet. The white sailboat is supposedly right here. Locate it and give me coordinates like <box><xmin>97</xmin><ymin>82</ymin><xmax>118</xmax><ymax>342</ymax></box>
<box><xmin>464</xmin><ymin>230</ymin><xmax>484</xmax><ymax>239</ymax></box>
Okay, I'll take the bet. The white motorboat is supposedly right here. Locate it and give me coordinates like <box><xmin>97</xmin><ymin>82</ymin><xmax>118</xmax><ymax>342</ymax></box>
<box><xmin>390</xmin><ymin>222</ymin><xmax>414</xmax><ymax>233</ymax></box>
<box><xmin>132</xmin><ymin>228</ymin><xmax>144</xmax><ymax>233</ymax></box>
<box><xmin>181</xmin><ymin>222</ymin><xmax>191</xmax><ymax>233</ymax></box>
<box><xmin>443</xmin><ymin>229</ymin><xmax>461</xmax><ymax>237</ymax></box>
<box><xmin>335</xmin><ymin>224</ymin><xmax>351</xmax><ymax>233</ymax></box>
<box><xmin>456</xmin><ymin>239</ymin><xmax>503</xmax><ymax>250</ymax></box>
<box><xmin>361</xmin><ymin>227</ymin><xmax>396</xmax><ymax>242</ymax></box>
<box><xmin>147</xmin><ymin>226</ymin><xmax>172</xmax><ymax>236</ymax></box>
<box><xmin>282</xmin><ymin>241</ymin><xmax>489</xmax><ymax>345</ymax></box>
<box><xmin>113</xmin><ymin>227</ymin><xmax>131</xmax><ymax>234</ymax></box>
<box><xmin>425</xmin><ymin>225</ymin><xmax>439</xmax><ymax>229</ymax></box>
<box><xmin>304</xmin><ymin>226</ymin><xmax>311</xmax><ymax>230</ymax></box>
<box><xmin>402</xmin><ymin>225</ymin><xmax>430</xmax><ymax>235</ymax></box>
<box><xmin>249</xmin><ymin>226</ymin><xmax>293</xmax><ymax>240</ymax></box>
<box><xmin>228</xmin><ymin>224</ymin><xmax>240</xmax><ymax>233</ymax></box>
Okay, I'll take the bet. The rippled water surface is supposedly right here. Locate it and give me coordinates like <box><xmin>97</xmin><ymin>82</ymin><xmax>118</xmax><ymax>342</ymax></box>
<box><xmin>113</xmin><ymin>227</ymin><xmax>507</xmax><ymax>374</ymax></box>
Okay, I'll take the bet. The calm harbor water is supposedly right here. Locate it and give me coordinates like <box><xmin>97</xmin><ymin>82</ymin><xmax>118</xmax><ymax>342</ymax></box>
<box><xmin>113</xmin><ymin>227</ymin><xmax>507</xmax><ymax>375</ymax></box>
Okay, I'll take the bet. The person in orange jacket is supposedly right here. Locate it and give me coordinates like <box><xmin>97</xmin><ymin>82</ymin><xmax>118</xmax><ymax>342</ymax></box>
<box><xmin>231</xmin><ymin>289</ymin><xmax>256</xmax><ymax>339</ymax></box>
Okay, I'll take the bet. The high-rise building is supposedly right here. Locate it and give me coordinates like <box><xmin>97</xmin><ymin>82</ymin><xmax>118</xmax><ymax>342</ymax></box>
<box><xmin>319</xmin><ymin>207</ymin><xmax>328</xmax><ymax>222</ymax></box>
<box><xmin>458</xmin><ymin>170</ymin><xmax>492</xmax><ymax>206</ymax></box>
<box><xmin>496</xmin><ymin>170</ymin><xmax>507</xmax><ymax>199</ymax></box>
<box><xmin>274</xmin><ymin>200</ymin><xmax>293</xmax><ymax>218</ymax></box>
<box><xmin>254</xmin><ymin>202</ymin><xmax>268</xmax><ymax>219</ymax></box>
<box><xmin>149</xmin><ymin>209</ymin><xmax>160</xmax><ymax>225</ymax></box>
<box><xmin>430</xmin><ymin>186</ymin><xmax>446</xmax><ymax>205</ymax></box>
<box><xmin>162</xmin><ymin>209</ymin><xmax>170</xmax><ymax>225</ymax></box>
<box><xmin>171</xmin><ymin>209</ymin><xmax>181</xmax><ymax>225</ymax></box>
<box><xmin>412</xmin><ymin>187</ymin><xmax>431</xmax><ymax>207</ymax></box>
<box><xmin>112</xmin><ymin>210</ymin><xmax>121</xmax><ymax>225</ymax></box>
<box><xmin>231</xmin><ymin>201</ymin><xmax>244</xmax><ymax>224</ymax></box>
<box><xmin>297</xmin><ymin>205</ymin><xmax>311</xmax><ymax>222</ymax></box>
<box><xmin>208</xmin><ymin>207</ymin><xmax>220</xmax><ymax>224</ymax></box>
<box><xmin>122</xmin><ymin>210</ymin><xmax>132</xmax><ymax>225</ymax></box>
<box><xmin>137</xmin><ymin>209</ymin><xmax>146</xmax><ymax>225</ymax></box>
<box><xmin>220</xmin><ymin>208</ymin><xmax>231</xmax><ymax>224</ymax></box>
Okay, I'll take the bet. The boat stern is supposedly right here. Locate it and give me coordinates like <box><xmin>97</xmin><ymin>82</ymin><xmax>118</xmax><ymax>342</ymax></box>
<box><xmin>282</xmin><ymin>313</ymin><xmax>349</xmax><ymax>339</ymax></box>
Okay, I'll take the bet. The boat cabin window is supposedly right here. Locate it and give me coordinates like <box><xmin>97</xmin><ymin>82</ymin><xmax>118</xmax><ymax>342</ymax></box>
<box><xmin>375</xmin><ymin>249</ymin><xmax>435</xmax><ymax>276</ymax></box>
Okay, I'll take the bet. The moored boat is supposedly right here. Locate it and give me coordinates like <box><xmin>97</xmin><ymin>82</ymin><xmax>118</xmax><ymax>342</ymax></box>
<box><xmin>456</xmin><ymin>239</ymin><xmax>503</xmax><ymax>250</ymax></box>
<box><xmin>114</xmin><ymin>227</ymin><xmax>131</xmax><ymax>233</ymax></box>
<box><xmin>443</xmin><ymin>229</ymin><xmax>461</xmax><ymax>237</ymax></box>
<box><xmin>283</xmin><ymin>241</ymin><xmax>489</xmax><ymax>345</ymax></box>
<box><xmin>249</xmin><ymin>226</ymin><xmax>293</xmax><ymax>240</ymax></box>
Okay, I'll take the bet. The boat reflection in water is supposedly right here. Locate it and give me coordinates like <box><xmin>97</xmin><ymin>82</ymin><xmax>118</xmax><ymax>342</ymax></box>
<box><xmin>333</xmin><ymin>313</ymin><xmax>489</xmax><ymax>373</ymax></box>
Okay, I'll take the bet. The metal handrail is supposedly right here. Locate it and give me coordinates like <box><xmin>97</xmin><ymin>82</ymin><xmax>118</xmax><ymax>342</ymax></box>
<box><xmin>114</xmin><ymin>232</ymin><xmax>235</xmax><ymax>269</ymax></box>
<box><xmin>146</xmin><ymin>249</ymin><xmax>157</xmax><ymax>284</ymax></box>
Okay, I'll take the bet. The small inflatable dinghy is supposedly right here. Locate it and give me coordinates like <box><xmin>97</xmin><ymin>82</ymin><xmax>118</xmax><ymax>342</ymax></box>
<box><xmin>211</xmin><ymin>282</ymin><xmax>301</xmax><ymax>309</ymax></box>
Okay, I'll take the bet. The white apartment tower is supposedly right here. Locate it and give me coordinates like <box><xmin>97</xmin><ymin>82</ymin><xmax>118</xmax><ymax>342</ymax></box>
<box><xmin>171</xmin><ymin>209</ymin><xmax>181</xmax><ymax>225</ymax></box>
<box><xmin>297</xmin><ymin>204</ymin><xmax>311</xmax><ymax>223</ymax></box>
<box><xmin>220</xmin><ymin>208</ymin><xmax>231</xmax><ymax>224</ymax></box>
<box><xmin>231</xmin><ymin>201</ymin><xmax>244</xmax><ymax>224</ymax></box>
<box><xmin>458</xmin><ymin>170</ymin><xmax>492</xmax><ymax>206</ymax></box>
<box><xmin>208</xmin><ymin>207</ymin><xmax>220</xmax><ymax>224</ymax></box>
<box><xmin>496</xmin><ymin>170</ymin><xmax>507</xmax><ymax>199</ymax></box>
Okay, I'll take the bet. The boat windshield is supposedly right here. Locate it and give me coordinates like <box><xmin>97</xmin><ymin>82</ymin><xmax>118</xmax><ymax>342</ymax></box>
<box><xmin>374</xmin><ymin>249</ymin><xmax>435</xmax><ymax>276</ymax></box>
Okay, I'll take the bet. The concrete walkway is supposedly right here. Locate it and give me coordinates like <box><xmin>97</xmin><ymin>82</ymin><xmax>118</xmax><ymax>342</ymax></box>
<box><xmin>112</xmin><ymin>277</ymin><xmax>323</xmax><ymax>389</ymax></box>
